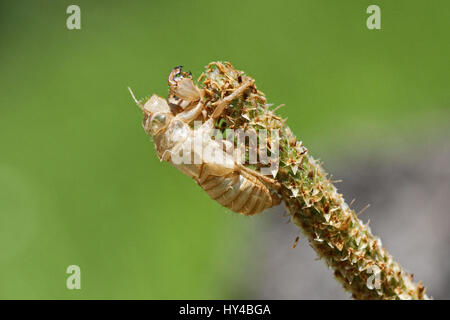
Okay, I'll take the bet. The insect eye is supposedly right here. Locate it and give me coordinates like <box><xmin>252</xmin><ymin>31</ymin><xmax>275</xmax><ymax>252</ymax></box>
<box><xmin>150</xmin><ymin>114</ymin><xmax>168</xmax><ymax>134</ymax></box>
<box><xmin>154</xmin><ymin>114</ymin><xmax>167</xmax><ymax>123</ymax></box>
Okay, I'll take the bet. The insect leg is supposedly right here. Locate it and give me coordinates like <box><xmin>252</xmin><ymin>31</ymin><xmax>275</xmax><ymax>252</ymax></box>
<box><xmin>212</xmin><ymin>79</ymin><xmax>254</xmax><ymax>119</ymax></box>
<box><xmin>175</xmin><ymin>100</ymin><xmax>204</xmax><ymax>124</ymax></box>
<box><xmin>170</xmin><ymin>78</ymin><xmax>201</xmax><ymax>102</ymax></box>
<box><xmin>168</xmin><ymin>66</ymin><xmax>183</xmax><ymax>86</ymax></box>
<box><xmin>197</xmin><ymin>161</ymin><xmax>234</xmax><ymax>185</ymax></box>
<box><xmin>237</xmin><ymin>164</ymin><xmax>281</xmax><ymax>191</ymax></box>
<box><xmin>198</xmin><ymin>118</ymin><xmax>214</xmax><ymax>133</ymax></box>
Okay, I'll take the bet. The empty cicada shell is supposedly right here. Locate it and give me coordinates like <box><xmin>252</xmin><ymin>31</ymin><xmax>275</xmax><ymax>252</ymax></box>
<box><xmin>129</xmin><ymin>66</ymin><xmax>280</xmax><ymax>215</ymax></box>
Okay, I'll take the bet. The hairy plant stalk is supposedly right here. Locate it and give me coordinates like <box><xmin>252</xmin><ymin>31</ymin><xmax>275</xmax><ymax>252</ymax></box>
<box><xmin>197</xmin><ymin>61</ymin><xmax>428</xmax><ymax>300</ymax></box>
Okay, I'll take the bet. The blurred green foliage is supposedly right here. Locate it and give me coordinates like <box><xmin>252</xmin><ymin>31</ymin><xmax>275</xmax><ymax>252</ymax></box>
<box><xmin>0</xmin><ymin>0</ymin><xmax>448</xmax><ymax>299</ymax></box>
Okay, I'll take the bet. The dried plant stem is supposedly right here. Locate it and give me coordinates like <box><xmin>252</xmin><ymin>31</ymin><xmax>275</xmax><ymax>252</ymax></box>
<box><xmin>199</xmin><ymin>61</ymin><xmax>429</xmax><ymax>300</ymax></box>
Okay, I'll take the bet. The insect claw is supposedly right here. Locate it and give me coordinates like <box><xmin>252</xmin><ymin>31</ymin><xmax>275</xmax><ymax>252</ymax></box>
<box><xmin>169</xmin><ymin>66</ymin><xmax>183</xmax><ymax>86</ymax></box>
<box><xmin>172</xmin><ymin>66</ymin><xmax>183</xmax><ymax>73</ymax></box>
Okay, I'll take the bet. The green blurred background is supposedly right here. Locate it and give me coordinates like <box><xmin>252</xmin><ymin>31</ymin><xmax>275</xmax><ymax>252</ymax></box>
<box><xmin>0</xmin><ymin>0</ymin><xmax>448</xmax><ymax>299</ymax></box>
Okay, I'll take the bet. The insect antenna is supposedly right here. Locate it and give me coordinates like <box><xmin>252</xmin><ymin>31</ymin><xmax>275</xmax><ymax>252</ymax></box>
<box><xmin>128</xmin><ymin>87</ymin><xmax>144</xmax><ymax>111</ymax></box>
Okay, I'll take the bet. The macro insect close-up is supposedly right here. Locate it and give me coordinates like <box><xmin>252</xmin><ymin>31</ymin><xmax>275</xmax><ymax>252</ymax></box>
<box><xmin>1</xmin><ymin>0</ymin><xmax>449</xmax><ymax>307</ymax></box>
<box><xmin>129</xmin><ymin>61</ymin><xmax>436</xmax><ymax>300</ymax></box>
<box><xmin>129</xmin><ymin>66</ymin><xmax>281</xmax><ymax>216</ymax></box>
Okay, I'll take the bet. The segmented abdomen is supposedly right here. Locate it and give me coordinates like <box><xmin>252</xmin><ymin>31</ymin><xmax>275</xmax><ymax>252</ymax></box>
<box><xmin>196</xmin><ymin>170</ymin><xmax>276</xmax><ymax>216</ymax></box>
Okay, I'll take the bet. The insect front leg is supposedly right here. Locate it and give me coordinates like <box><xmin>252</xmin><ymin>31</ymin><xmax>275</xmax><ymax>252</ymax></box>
<box><xmin>196</xmin><ymin>121</ymin><xmax>236</xmax><ymax>182</ymax></box>
<box><xmin>168</xmin><ymin>67</ymin><xmax>202</xmax><ymax>109</ymax></box>
<box><xmin>211</xmin><ymin>79</ymin><xmax>254</xmax><ymax>119</ymax></box>
<box><xmin>237</xmin><ymin>164</ymin><xmax>281</xmax><ymax>191</ymax></box>
<box><xmin>175</xmin><ymin>100</ymin><xmax>205</xmax><ymax>124</ymax></box>
<box><xmin>196</xmin><ymin>161</ymin><xmax>234</xmax><ymax>185</ymax></box>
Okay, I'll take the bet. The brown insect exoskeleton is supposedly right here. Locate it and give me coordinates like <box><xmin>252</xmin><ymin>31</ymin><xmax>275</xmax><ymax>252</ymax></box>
<box><xmin>129</xmin><ymin>66</ymin><xmax>281</xmax><ymax>215</ymax></box>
